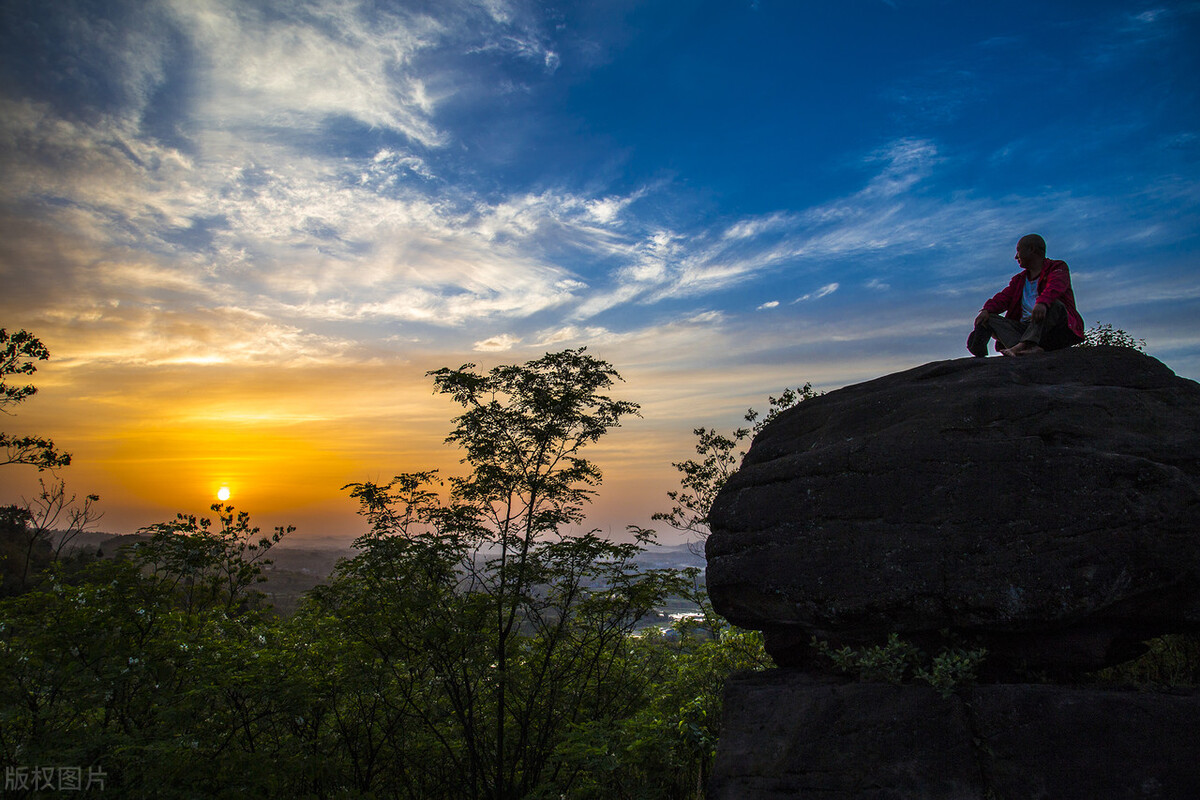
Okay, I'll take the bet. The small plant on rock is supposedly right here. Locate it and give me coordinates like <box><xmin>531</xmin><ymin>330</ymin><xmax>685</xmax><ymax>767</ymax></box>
<box><xmin>914</xmin><ymin>646</ymin><xmax>989</xmax><ymax>696</ymax></box>
<box><xmin>812</xmin><ymin>633</ymin><xmax>987</xmax><ymax>697</ymax></box>
<box><xmin>1081</xmin><ymin>322</ymin><xmax>1146</xmax><ymax>351</ymax></box>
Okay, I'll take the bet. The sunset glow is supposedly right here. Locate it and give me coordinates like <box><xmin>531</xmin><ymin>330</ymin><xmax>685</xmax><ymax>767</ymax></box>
<box><xmin>1</xmin><ymin>1</ymin><xmax>1197</xmax><ymax>542</ymax></box>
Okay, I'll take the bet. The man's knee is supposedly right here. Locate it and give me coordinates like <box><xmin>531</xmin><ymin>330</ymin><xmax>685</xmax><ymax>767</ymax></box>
<box><xmin>1040</xmin><ymin>301</ymin><xmax>1081</xmax><ymax>350</ymax></box>
<box><xmin>967</xmin><ymin>324</ymin><xmax>991</xmax><ymax>357</ymax></box>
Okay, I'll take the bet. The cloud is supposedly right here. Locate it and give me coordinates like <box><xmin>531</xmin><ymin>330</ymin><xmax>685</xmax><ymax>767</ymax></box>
<box><xmin>465</xmin><ymin>0</ymin><xmax>560</xmax><ymax>74</ymax></box>
<box><xmin>35</xmin><ymin>300</ymin><xmax>360</xmax><ymax>369</ymax></box>
<box><xmin>794</xmin><ymin>283</ymin><xmax>840</xmax><ymax>303</ymax></box>
<box><xmin>3</xmin><ymin>0</ymin><xmax>1196</xmax><ymax>386</ymax></box>
<box><xmin>164</xmin><ymin>0</ymin><xmax>447</xmax><ymax>147</ymax></box>
<box><xmin>565</xmin><ymin>137</ymin><xmax>961</xmax><ymax>317</ymax></box>
<box><xmin>0</xmin><ymin>0</ymin><xmax>1051</xmax><ymax>357</ymax></box>
<box><xmin>533</xmin><ymin>325</ymin><xmax>614</xmax><ymax>347</ymax></box>
<box><xmin>473</xmin><ymin>333</ymin><xmax>521</xmax><ymax>352</ymax></box>
<box><xmin>721</xmin><ymin>213</ymin><xmax>792</xmax><ymax>241</ymax></box>
<box><xmin>0</xmin><ymin>95</ymin><xmax>617</xmax><ymax>332</ymax></box>
<box><xmin>859</xmin><ymin>138</ymin><xmax>940</xmax><ymax>199</ymax></box>
<box><xmin>756</xmin><ymin>301</ymin><xmax>780</xmax><ymax>310</ymax></box>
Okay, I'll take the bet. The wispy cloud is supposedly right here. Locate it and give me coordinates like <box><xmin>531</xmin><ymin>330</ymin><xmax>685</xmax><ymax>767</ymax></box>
<box><xmin>794</xmin><ymin>283</ymin><xmax>839</xmax><ymax>303</ymax></box>
<box><xmin>533</xmin><ymin>325</ymin><xmax>615</xmax><ymax>348</ymax></box>
<box><xmin>167</xmin><ymin>0</ymin><xmax>446</xmax><ymax>147</ymax></box>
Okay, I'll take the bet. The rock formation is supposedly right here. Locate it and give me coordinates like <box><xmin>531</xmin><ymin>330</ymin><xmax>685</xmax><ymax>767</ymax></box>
<box><xmin>706</xmin><ymin>346</ymin><xmax>1200</xmax><ymax>675</ymax></box>
<box><xmin>705</xmin><ymin>347</ymin><xmax>1200</xmax><ymax>798</ymax></box>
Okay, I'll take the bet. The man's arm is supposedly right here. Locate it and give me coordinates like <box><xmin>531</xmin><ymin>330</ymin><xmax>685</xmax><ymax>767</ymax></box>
<box><xmin>980</xmin><ymin>273</ymin><xmax>1023</xmax><ymax>318</ymax></box>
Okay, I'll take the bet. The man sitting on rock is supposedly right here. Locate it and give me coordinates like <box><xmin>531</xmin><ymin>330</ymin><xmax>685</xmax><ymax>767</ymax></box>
<box><xmin>968</xmin><ymin>233</ymin><xmax>1085</xmax><ymax>357</ymax></box>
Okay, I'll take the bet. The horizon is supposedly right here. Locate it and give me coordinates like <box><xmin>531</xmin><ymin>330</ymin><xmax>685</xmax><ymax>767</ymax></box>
<box><xmin>2</xmin><ymin>0</ymin><xmax>1198</xmax><ymax>543</ymax></box>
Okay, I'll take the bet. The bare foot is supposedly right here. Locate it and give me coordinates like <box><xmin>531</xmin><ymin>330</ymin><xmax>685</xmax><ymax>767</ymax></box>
<box><xmin>1018</xmin><ymin>345</ymin><xmax>1045</xmax><ymax>356</ymax></box>
<box><xmin>1002</xmin><ymin>342</ymin><xmax>1044</xmax><ymax>357</ymax></box>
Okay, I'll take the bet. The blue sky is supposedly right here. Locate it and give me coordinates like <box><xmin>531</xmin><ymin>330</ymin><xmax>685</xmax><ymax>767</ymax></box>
<box><xmin>1</xmin><ymin>0</ymin><xmax>1197</xmax><ymax>539</ymax></box>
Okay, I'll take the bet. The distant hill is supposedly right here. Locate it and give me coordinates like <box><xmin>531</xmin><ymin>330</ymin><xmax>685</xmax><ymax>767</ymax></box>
<box><xmin>53</xmin><ymin>530</ymin><xmax>151</xmax><ymax>555</ymax></box>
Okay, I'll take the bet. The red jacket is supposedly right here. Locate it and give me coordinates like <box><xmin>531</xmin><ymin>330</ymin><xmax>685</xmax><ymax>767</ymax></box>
<box><xmin>982</xmin><ymin>258</ymin><xmax>1085</xmax><ymax>340</ymax></box>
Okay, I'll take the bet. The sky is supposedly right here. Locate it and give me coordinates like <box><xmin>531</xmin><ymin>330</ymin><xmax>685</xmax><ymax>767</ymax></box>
<box><xmin>1</xmin><ymin>0</ymin><xmax>1198</xmax><ymax>545</ymax></box>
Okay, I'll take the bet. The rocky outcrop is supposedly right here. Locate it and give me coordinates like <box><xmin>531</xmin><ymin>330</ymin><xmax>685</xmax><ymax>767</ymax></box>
<box><xmin>705</xmin><ymin>347</ymin><xmax>1200</xmax><ymax>798</ymax></box>
<box><xmin>711</xmin><ymin>670</ymin><xmax>1200</xmax><ymax>800</ymax></box>
<box><xmin>706</xmin><ymin>346</ymin><xmax>1200</xmax><ymax>674</ymax></box>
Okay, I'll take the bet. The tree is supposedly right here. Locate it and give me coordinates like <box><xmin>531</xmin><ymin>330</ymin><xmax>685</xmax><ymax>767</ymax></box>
<box><xmin>134</xmin><ymin>503</ymin><xmax>293</xmax><ymax>617</ymax></box>
<box><xmin>1</xmin><ymin>477</ymin><xmax>101</xmax><ymax>596</ymax></box>
<box><xmin>1</xmin><ymin>327</ymin><xmax>96</xmax><ymax>596</ymax></box>
<box><xmin>319</xmin><ymin>348</ymin><xmax>684</xmax><ymax>799</ymax></box>
<box><xmin>550</xmin><ymin>574</ymin><xmax>772</xmax><ymax>800</ymax></box>
<box><xmin>1</xmin><ymin>328</ymin><xmax>71</xmax><ymax>470</ymax></box>
<box><xmin>654</xmin><ymin>384</ymin><xmax>820</xmax><ymax>546</ymax></box>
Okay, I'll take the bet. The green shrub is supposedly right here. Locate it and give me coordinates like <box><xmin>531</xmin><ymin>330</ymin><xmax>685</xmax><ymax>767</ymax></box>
<box><xmin>1081</xmin><ymin>322</ymin><xmax>1146</xmax><ymax>351</ymax></box>
<box><xmin>812</xmin><ymin>633</ymin><xmax>987</xmax><ymax>697</ymax></box>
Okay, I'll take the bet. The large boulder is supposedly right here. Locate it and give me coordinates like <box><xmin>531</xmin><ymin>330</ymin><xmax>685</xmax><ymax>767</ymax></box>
<box><xmin>705</xmin><ymin>346</ymin><xmax>1200</xmax><ymax>674</ymax></box>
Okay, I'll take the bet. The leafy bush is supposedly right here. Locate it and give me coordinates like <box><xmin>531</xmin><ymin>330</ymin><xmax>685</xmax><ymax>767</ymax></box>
<box><xmin>1081</xmin><ymin>322</ymin><xmax>1146</xmax><ymax>351</ymax></box>
<box><xmin>812</xmin><ymin>633</ymin><xmax>987</xmax><ymax>697</ymax></box>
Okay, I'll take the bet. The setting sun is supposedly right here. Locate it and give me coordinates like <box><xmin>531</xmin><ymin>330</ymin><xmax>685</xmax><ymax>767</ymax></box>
<box><xmin>217</xmin><ymin>486</ymin><xmax>231</xmax><ymax>502</ymax></box>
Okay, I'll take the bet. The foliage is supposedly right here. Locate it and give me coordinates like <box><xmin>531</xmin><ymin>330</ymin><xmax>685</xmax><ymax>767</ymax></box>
<box><xmin>0</xmin><ymin>505</ymin><xmax>294</xmax><ymax>798</ymax></box>
<box><xmin>133</xmin><ymin>504</ymin><xmax>293</xmax><ymax>616</ymax></box>
<box><xmin>812</xmin><ymin>633</ymin><xmax>987</xmax><ymax>697</ymax></box>
<box><xmin>1094</xmin><ymin>634</ymin><xmax>1200</xmax><ymax>687</ymax></box>
<box><xmin>549</xmin><ymin>616</ymin><xmax>770</xmax><ymax>800</ymax></box>
<box><xmin>915</xmin><ymin>646</ymin><xmax>989</xmax><ymax>696</ymax></box>
<box><xmin>0</xmin><ymin>328</ymin><xmax>48</xmax><ymax>411</ymax></box>
<box><xmin>813</xmin><ymin>633</ymin><xmax>922</xmax><ymax>684</ymax></box>
<box><xmin>303</xmin><ymin>348</ymin><xmax>697</xmax><ymax>799</ymax></box>
<box><xmin>1</xmin><ymin>478</ymin><xmax>102</xmax><ymax>596</ymax></box>
<box><xmin>0</xmin><ymin>349</ymin><xmax>785</xmax><ymax>799</ymax></box>
<box><xmin>1080</xmin><ymin>321</ymin><xmax>1146</xmax><ymax>351</ymax></box>
<box><xmin>654</xmin><ymin>384</ymin><xmax>820</xmax><ymax>544</ymax></box>
<box><xmin>0</xmin><ymin>328</ymin><xmax>71</xmax><ymax>470</ymax></box>
<box><xmin>569</xmin><ymin>574</ymin><xmax>771</xmax><ymax>799</ymax></box>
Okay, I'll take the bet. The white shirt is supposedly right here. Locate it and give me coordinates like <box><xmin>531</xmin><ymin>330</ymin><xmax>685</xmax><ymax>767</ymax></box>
<box><xmin>1021</xmin><ymin>275</ymin><xmax>1039</xmax><ymax>322</ymax></box>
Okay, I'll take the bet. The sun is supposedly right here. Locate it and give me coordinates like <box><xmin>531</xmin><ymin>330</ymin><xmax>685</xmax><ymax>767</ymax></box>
<box><xmin>217</xmin><ymin>486</ymin><xmax>231</xmax><ymax>502</ymax></box>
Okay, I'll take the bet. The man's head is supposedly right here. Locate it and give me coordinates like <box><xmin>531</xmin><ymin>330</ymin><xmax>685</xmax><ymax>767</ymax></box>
<box><xmin>1015</xmin><ymin>233</ymin><xmax>1046</xmax><ymax>272</ymax></box>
